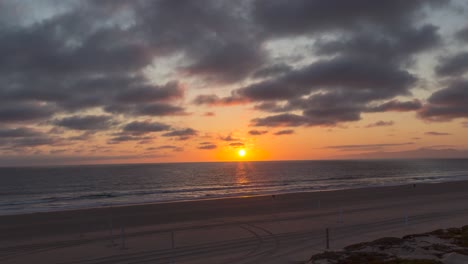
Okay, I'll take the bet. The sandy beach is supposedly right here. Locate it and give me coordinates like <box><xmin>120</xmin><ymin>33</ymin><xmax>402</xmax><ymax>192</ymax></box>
<box><xmin>1</xmin><ymin>181</ymin><xmax>468</xmax><ymax>264</ymax></box>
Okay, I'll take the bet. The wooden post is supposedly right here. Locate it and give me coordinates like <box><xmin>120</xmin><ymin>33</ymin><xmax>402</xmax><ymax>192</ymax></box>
<box><xmin>171</xmin><ymin>231</ymin><xmax>175</xmax><ymax>264</ymax></box>
<box><xmin>120</xmin><ymin>225</ymin><xmax>126</xmax><ymax>250</ymax></box>
<box><xmin>326</xmin><ymin>228</ymin><xmax>330</xmax><ymax>250</ymax></box>
<box><xmin>109</xmin><ymin>216</ymin><xmax>114</xmax><ymax>246</ymax></box>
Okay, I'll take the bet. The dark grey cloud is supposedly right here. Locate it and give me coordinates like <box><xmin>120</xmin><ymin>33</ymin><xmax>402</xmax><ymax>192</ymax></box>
<box><xmin>274</xmin><ymin>129</ymin><xmax>294</xmax><ymax>135</ymax></box>
<box><xmin>252</xmin><ymin>114</ymin><xmax>309</xmax><ymax>127</ymax></box>
<box><xmin>365</xmin><ymin>121</ymin><xmax>394</xmax><ymax>128</ymax></box>
<box><xmin>114</xmin><ymin>81</ymin><xmax>184</xmax><ymax>104</ymax></box>
<box><xmin>123</xmin><ymin>121</ymin><xmax>171</xmax><ymax>134</ymax></box>
<box><xmin>248</xmin><ymin>130</ymin><xmax>268</xmax><ymax>135</ymax></box>
<box><xmin>0</xmin><ymin>127</ymin><xmax>42</xmax><ymax>138</ymax></box>
<box><xmin>146</xmin><ymin>145</ymin><xmax>183</xmax><ymax>152</ymax></box>
<box><xmin>8</xmin><ymin>137</ymin><xmax>59</xmax><ymax>148</ymax></box>
<box><xmin>314</xmin><ymin>24</ymin><xmax>441</xmax><ymax>65</ymax></box>
<box><xmin>53</xmin><ymin>115</ymin><xmax>115</xmax><ymax>131</ymax></box>
<box><xmin>107</xmin><ymin>135</ymin><xmax>154</xmax><ymax>144</ymax></box>
<box><xmin>162</xmin><ymin>128</ymin><xmax>198</xmax><ymax>140</ymax></box>
<box><xmin>419</xmin><ymin>80</ymin><xmax>468</xmax><ymax>121</ymax></box>
<box><xmin>0</xmin><ymin>127</ymin><xmax>61</xmax><ymax>150</ymax></box>
<box><xmin>455</xmin><ymin>26</ymin><xmax>468</xmax><ymax>43</ymax></box>
<box><xmin>366</xmin><ymin>99</ymin><xmax>422</xmax><ymax>112</ymax></box>
<box><xmin>425</xmin><ymin>131</ymin><xmax>451</xmax><ymax>136</ymax></box>
<box><xmin>252</xmin><ymin>63</ymin><xmax>292</xmax><ymax>79</ymax></box>
<box><xmin>183</xmin><ymin>42</ymin><xmax>265</xmax><ymax>83</ymax></box>
<box><xmin>68</xmin><ymin>131</ymin><xmax>95</xmax><ymax>141</ymax></box>
<box><xmin>229</xmin><ymin>1</ymin><xmax>442</xmax><ymax>128</ymax></box>
<box><xmin>105</xmin><ymin>103</ymin><xmax>188</xmax><ymax>117</ymax></box>
<box><xmin>253</xmin><ymin>0</ymin><xmax>446</xmax><ymax>37</ymax></box>
<box><xmin>198</xmin><ymin>145</ymin><xmax>217</xmax><ymax>150</ymax></box>
<box><xmin>0</xmin><ymin>0</ymin><xmax>458</xmax><ymax>159</ymax></box>
<box><xmin>0</xmin><ymin>103</ymin><xmax>55</xmax><ymax>123</ymax></box>
<box><xmin>435</xmin><ymin>52</ymin><xmax>468</xmax><ymax>77</ymax></box>
<box><xmin>198</xmin><ymin>142</ymin><xmax>217</xmax><ymax>150</ymax></box>
<box><xmin>136</xmin><ymin>0</ymin><xmax>264</xmax><ymax>83</ymax></box>
<box><xmin>229</xmin><ymin>142</ymin><xmax>245</xmax><ymax>148</ymax></box>
<box><xmin>236</xmin><ymin>56</ymin><xmax>417</xmax><ymax>102</ymax></box>
<box><xmin>155</xmin><ymin>145</ymin><xmax>179</xmax><ymax>149</ymax></box>
<box><xmin>253</xmin><ymin>102</ymin><xmax>285</xmax><ymax>112</ymax></box>
<box><xmin>192</xmin><ymin>95</ymin><xmax>247</xmax><ymax>106</ymax></box>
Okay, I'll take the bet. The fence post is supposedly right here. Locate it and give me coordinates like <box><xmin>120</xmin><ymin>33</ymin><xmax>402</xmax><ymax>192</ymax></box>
<box><xmin>120</xmin><ymin>225</ymin><xmax>126</xmax><ymax>250</ymax></box>
<box><xmin>326</xmin><ymin>228</ymin><xmax>330</xmax><ymax>250</ymax></box>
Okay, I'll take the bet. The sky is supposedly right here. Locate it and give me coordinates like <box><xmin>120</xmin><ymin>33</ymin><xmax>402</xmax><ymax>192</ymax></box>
<box><xmin>1</xmin><ymin>0</ymin><xmax>468</xmax><ymax>166</ymax></box>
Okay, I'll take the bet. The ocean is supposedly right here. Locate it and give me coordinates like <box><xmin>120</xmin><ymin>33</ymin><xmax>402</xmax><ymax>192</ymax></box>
<box><xmin>1</xmin><ymin>159</ymin><xmax>468</xmax><ymax>215</ymax></box>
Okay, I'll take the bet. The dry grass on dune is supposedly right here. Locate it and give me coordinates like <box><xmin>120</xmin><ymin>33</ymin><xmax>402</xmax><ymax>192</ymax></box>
<box><xmin>308</xmin><ymin>225</ymin><xmax>468</xmax><ymax>264</ymax></box>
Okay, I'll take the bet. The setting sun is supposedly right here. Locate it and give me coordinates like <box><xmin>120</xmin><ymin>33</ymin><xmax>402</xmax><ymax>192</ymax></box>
<box><xmin>238</xmin><ymin>149</ymin><xmax>246</xmax><ymax>157</ymax></box>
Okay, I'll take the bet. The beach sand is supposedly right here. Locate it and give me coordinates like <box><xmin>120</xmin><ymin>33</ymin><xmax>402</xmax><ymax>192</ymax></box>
<box><xmin>1</xmin><ymin>181</ymin><xmax>468</xmax><ymax>264</ymax></box>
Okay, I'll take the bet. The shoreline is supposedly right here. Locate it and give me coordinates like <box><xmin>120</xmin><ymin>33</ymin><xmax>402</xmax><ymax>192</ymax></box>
<box><xmin>2</xmin><ymin>178</ymin><xmax>466</xmax><ymax>218</ymax></box>
<box><xmin>2</xmin><ymin>180</ymin><xmax>468</xmax><ymax>238</ymax></box>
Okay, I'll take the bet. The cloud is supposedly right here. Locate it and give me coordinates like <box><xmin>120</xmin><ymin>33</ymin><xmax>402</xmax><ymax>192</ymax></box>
<box><xmin>239</xmin><ymin>53</ymin><xmax>421</xmax><ymax>127</ymax></box>
<box><xmin>0</xmin><ymin>103</ymin><xmax>56</xmax><ymax>123</ymax></box>
<box><xmin>419</xmin><ymin>80</ymin><xmax>468</xmax><ymax>121</ymax></box>
<box><xmin>333</xmin><ymin>147</ymin><xmax>468</xmax><ymax>159</ymax></box>
<box><xmin>248</xmin><ymin>129</ymin><xmax>268</xmax><ymax>135</ymax></box>
<box><xmin>198</xmin><ymin>142</ymin><xmax>217</xmax><ymax>150</ymax></box>
<box><xmin>435</xmin><ymin>52</ymin><xmax>468</xmax><ymax>76</ymax></box>
<box><xmin>455</xmin><ymin>26</ymin><xmax>468</xmax><ymax>43</ymax></box>
<box><xmin>147</xmin><ymin>145</ymin><xmax>183</xmax><ymax>152</ymax></box>
<box><xmin>107</xmin><ymin>134</ymin><xmax>154</xmax><ymax>144</ymax></box>
<box><xmin>425</xmin><ymin>131</ymin><xmax>451</xmax><ymax>136</ymax></box>
<box><xmin>192</xmin><ymin>94</ymin><xmax>248</xmax><ymax>106</ymax></box>
<box><xmin>162</xmin><ymin>128</ymin><xmax>198</xmax><ymax>140</ymax></box>
<box><xmin>229</xmin><ymin>142</ymin><xmax>245</xmax><ymax>148</ymax></box>
<box><xmin>183</xmin><ymin>42</ymin><xmax>266</xmax><ymax>83</ymax></box>
<box><xmin>253</xmin><ymin>0</ymin><xmax>446</xmax><ymax>37</ymax></box>
<box><xmin>252</xmin><ymin>63</ymin><xmax>292</xmax><ymax>79</ymax></box>
<box><xmin>155</xmin><ymin>145</ymin><xmax>179</xmax><ymax>149</ymax></box>
<box><xmin>365</xmin><ymin>120</ymin><xmax>395</xmax><ymax>128</ymax></box>
<box><xmin>203</xmin><ymin>112</ymin><xmax>215</xmax><ymax>117</ymax></box>
<box><xmin>0</xmin><ymin>0</ymin><xmax>460</xmax><ymax>163</ymax></box>
<box><xmin>325</xmin><ymin>142</ymin><xmax>414</xmax><ymax>152</ymax></box>
<box><xmin>252</xmin><ymin>114</ymin><xmax>310</xmax><ymax>127</ymax></box>
<box><xmin>53</xmin><ymin>115</ymin><xmax>115</xmax><ymax>131</ymax></box>
<box><xmin>123</xmin><ymin>121</ymin><xmax>171</xmax><ymax>134</ymax></box>
<box><xmin>219</xmin><ymin>133</ymin><xmax>240</xmax><ymax>141</ymax></box>
<box><xmin>114</xmin><ymin>81</ymin><xmax>184</xmax><ymax>104</ymax></box>
<box><xmin>0</xmin><ymin>126</ymin><xmax>62</xmax><ymax>150</ymax></box>
<box><xmin>105</xmin><ymin>103</ymin><xmax>188</xmax><ymax>117</ymax></box>
<box><xmin>236</xmin><ymin>56</ymin><xmax>417</xmax><ymax>102</ymax></box>
<box><xmin>366</xmin><ymin>100</ymin><xmax>422</xmax><ymax>112</ymax></box>
<box><xmin>0</xmin><ymin>127</ymin><xmax>42</xmax><ymax>138</ymax></box>
<box><xmin>274</xmin><ymin>129</ymin><xmax>294</xmax><ymax>135</ymax></box>
<box><xmin>68</xmin><ymin>131</ymin><xmax>95</xmax><ymax>141</ymax></box>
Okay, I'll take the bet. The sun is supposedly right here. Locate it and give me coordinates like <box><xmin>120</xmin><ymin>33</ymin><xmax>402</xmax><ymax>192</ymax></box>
<box><xmin>238</xmin><ymin>149</ymin><xmax>246</xmax><ymax>157</ymax></box>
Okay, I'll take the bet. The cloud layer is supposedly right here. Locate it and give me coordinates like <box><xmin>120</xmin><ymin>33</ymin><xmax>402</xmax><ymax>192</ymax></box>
<box><xmin>0</xmin><ymin>0</ymin><xmax>466</xmax><ymax>163</ymax></box>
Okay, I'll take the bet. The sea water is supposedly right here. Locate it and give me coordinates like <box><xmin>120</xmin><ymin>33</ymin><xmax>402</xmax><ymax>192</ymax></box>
<box><xmin>1</xmin><ymin>159</ymin><xmax>468</xmax><ymax>215</ymax></box>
